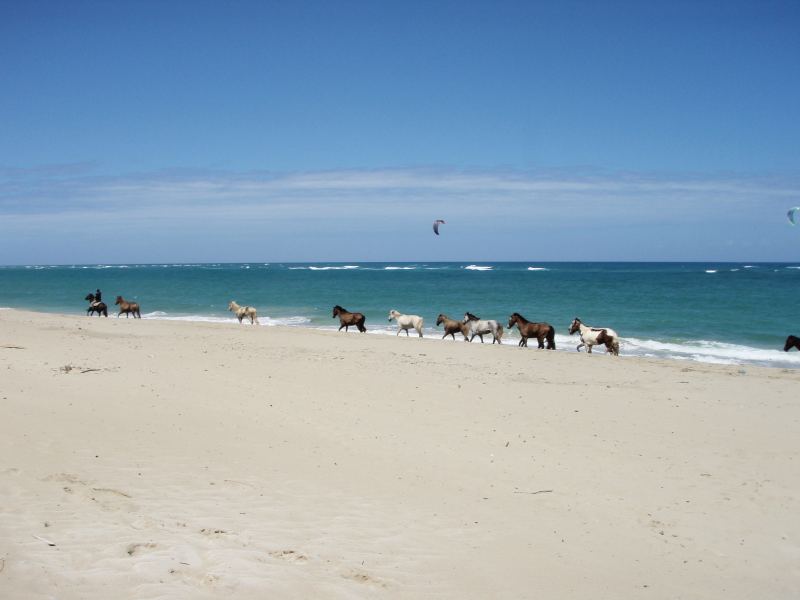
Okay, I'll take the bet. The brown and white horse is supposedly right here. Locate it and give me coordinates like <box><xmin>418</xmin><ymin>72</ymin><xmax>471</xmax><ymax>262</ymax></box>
<box><xmin>507</xmin><ymin>313</ymin><xmax>555</xmax><ymax>349</ymax></box>
<box><xmin>568</xmin><ymin>317</ymin><xmax>618</xmax><ymax>355</ymax></box>
<box><xmin>115</xmin><ymin>296</ymin><xmax>141</xmax><ymax>319</ymax></box>
<box><xmin>332</xmin><ymin>305</ymin><xmax>367</xmax><ymax>332</ymax></box>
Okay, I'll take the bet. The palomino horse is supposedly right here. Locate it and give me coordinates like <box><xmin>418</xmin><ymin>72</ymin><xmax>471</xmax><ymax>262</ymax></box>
<box><xmin>228</xmin><ymin>300</ymin><xmax>259</xmax><ymax>325</ymax></box>
<box><xmin>462</xmin><ymin>312</ymin><xmax>504</xmax><ymax>344</ymax></box>
<box><xmin>332</xmin><ymin>305</ymin><xmax>367</xmax><ymax>332</ymax></box>
<box><xmin>784</xmin><ymin>335</ymin><xmax>800</xmax><ymax>351</ymax></box>
<box><xmin>436</xmin><ymin>314</ymin><xmax>469</xmax><ymax>341</ymax></box>
<box><xmin>115</xmin><ymin>296</ymin><xmax>141</xmax><ymax>319</ymax></box>
<box><xmin>568</xmin><ymin>317</ymin><xmax>619</xmax><ymax>355</ymax></box>
<box><xmin>84</xmin><ymin>293</ymin><xmax>108</xmax><ymax>317</ymax></box>
<box><xmin>388</xmin><ymin>310</ymin><xmax>424</xmax><ymax>337</ymax></box>
<box><xmin>507</xmin><ymin>313</ymin><xmax>555</xmax><ymax>349</ymax></box>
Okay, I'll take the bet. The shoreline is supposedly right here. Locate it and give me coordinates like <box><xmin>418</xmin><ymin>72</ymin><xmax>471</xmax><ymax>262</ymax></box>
<box><xmin>2</xmin><ymin>306</ymin><xmax>799</xmax><ymax>370</ymax></box>
<box><xmin>1</xmin><ymin>308</ymin><xmax>799</xmax><ymax>598</ymax></box>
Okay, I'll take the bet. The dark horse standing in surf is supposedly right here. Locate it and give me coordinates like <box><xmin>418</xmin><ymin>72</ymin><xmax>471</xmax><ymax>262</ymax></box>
<box><xmin>84</xmin><ymin>293</ymin><xmax>108</xmax><ymax>317</ymax></box>
<box><xmin>507</xmin><ymin>312</ymin><xmax>556</xmax><ymax>349</ymax></box>
<box><xmin>784</xmin><ymin>335</ymin><xmax>800</xmax><ymax>351</ymax></box>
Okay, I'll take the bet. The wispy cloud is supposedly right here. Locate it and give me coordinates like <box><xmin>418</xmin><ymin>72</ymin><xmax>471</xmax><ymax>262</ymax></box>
<box><xmin>1</xmin><ymin>166</ymin><xmax>798</xmax><ymax>263</ymax></box>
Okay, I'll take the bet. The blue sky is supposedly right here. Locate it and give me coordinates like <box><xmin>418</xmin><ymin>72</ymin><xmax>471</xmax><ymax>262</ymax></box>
<box><xmin>1</xmin><ymin>0</ymin><xmax>799</xmax><ymax>263</ymax></box>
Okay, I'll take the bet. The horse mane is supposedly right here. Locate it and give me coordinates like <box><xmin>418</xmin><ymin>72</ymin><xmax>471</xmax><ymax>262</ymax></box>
<box><xmin>465</xmin><ymin>312</ymin><xmax>479</xmax><ymax>321</ymax></box>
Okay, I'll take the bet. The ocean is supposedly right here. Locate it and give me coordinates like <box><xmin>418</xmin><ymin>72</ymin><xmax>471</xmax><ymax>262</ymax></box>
<box><xmin>1</xmin><ymin>262</ymin><xmax>798</xmax><ymax>368</ymax></box>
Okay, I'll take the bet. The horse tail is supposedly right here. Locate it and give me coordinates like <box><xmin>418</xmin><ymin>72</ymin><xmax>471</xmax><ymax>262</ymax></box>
<box><xmin>612</xmin><ymin>338</ymin><xmax>620</xmax><ymax>356</ymax></box>
<box><xmin>358</xmin><ymin>314</ymin><xmax>367</xmax><ymax>332</ymax></box>
<box><xmin>495</xmin><ymin>324</ymin><xmax>504</xmax><ymax>342</ymax></box>
<box><xmin>547</xmin><ymin>325</ymin><xmax>556</xmax><ymax>350</ymax></box>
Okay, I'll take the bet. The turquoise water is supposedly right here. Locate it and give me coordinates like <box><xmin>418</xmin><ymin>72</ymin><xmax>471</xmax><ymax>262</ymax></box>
<box><xmin>1</xmin><ymin>262</ymin><xmax>799</xmax><ymax>368</ymax></box>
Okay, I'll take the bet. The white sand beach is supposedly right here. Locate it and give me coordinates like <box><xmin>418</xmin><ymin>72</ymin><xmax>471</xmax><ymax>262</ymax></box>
<box><xmin>0</xmin><ymin>309</ymin><xmax>798</xmax><ymax>599</ymax></box>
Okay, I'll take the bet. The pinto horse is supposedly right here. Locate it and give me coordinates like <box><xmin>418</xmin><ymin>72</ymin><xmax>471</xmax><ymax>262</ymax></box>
<box><xmin>784</xmin><ymin>335</ymin><xmax>800</xmax><ymax>351</ymax></box>
<box><xmin>84</xmin><ymin>293</ymin><xmax>108</xmax><ymax>317</ymax></box>
<box><xmin>507</xmin><ymin>313</ymin><xmax>555</xmax><ymax>349</ymax></box>
<box><xmin>115</xmin><ymin>296</ymin><xmax>141</xmax><ymax>319</ymax></box>
<box><xmin>462</xmin><ymin>312</ymin><xmax>504</xmax><ymax>344</ymax></box>
<box><xmin>436</xmin><ymin>314</ymin><xmax>469</xmax><ymax>341</ymax></box>
<box><xmin>568</xmin><ymin>317</ymin><xmax>619</xmax><ymax>355</ymax></box>
<box><xmin>332</xmin><ymin>305</ymin><xmax>367</xmax><ymax>332</ymax></box>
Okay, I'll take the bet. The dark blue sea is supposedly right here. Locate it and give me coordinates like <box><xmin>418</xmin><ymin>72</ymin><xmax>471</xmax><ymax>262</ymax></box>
<box><xmin>1</xmin><ymin>262</ymin><xmax>798</xmax><ymax>368</ymax></box>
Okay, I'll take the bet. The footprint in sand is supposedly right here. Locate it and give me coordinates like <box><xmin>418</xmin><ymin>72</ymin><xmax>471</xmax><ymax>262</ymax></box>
<box><xmin>342</xmin><ymin>569</ymin><xmax>388</xmax><ymax>588</ymax></box>
<box><xmin>126</xmin><ymin>542</ymin><xmax>157</xmax><ymax>556</ymax></box>
<box><xmin>269</xmin><ymin>549</ymin><xmax>308</xmax><ymax>563</ymax></box>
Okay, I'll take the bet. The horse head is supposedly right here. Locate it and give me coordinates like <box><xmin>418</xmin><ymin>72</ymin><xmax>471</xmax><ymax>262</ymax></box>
<box><xmin>388</xmin><ymin>310</ymin><xmax>400</xmax><ymax>322</ymax></box>
<box><xmin>568</xmin><ymin>318</ymin><xmax>582</xmax><ymax>335</ymax></box>
<box><xmin>332</xmin><ymin>305</ymin><xmax>343</xmax><ymax>318</ymax></box>
<box><xmin>436</xmin><ymin>314</ymin><xmax>446</xmax><ymax>326</ymax></box>
<box><xmin>115</xmin><ymin>296</ymin><xmax>123</xmax><ymax>305</ymax></box>
<box><xmin>507</xmin><ymin>314</ymin><xmax>520</xmax><ymax>329</ymax></box>
<box><xmin>463</xmin><ymin>312</ymin><xmax>479</xmax><ymax>323</ymax></box>
<box><xmin>85</xmin><ymin>293</ymin><xmax>95</xmax><ymax>302</ymax></box>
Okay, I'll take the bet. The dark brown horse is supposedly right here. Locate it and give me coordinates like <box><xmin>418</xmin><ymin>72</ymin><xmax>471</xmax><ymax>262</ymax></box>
<box><xmin>784</xmin><ymin>335</ymin><xmax>800</xmax><ymax>351</ymax></box>
<box><xmin>436</xmin><ymin>313</ymin><xmax>469</xmax><ymax>341</ymax></box>
<box><xmin>332</xmin><ymin>305</ymin><xmax>366</xmax><ymax>332</ymax></box>
<box><xmin>507</xmin><ymin>313</ymin><xmax>555</xmax><ymax>349</ymax></box>
<box><xmin>115</xmin><ymin>296</ymin><xmax>141</xmax><ymax>319</ymax></box>
<box><xmin>84</xmin><ymin>293</ymin><xmax>108</xmax><ymax>317</ymax></box>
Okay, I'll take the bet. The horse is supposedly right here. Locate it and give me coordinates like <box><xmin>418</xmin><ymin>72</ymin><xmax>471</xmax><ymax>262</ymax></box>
<box><xmin>332</xmin><ymin>305</ymin><xmax>367</xmax><ymax>332</ymax></box>
<box><xmin>436</xmin><ymin>314</ymin><xmax>470</xmax><ymax>341</ymax></box>
<box><xmin>784</xmin><ymin>335</ymin><xmax>800</xmax><ymax>351</ymax></box>
<box><xmin>115</xmin><ymin>296</ymin><xmax>141</xmax><ymax>319</ymax></box>
<box><xmin>388</xmin><ymin>310</ymin><xmax>424</xmax><ymax>337</ymax></box>
<box><xmin>462</xmin><ymin>312</ymin><xmax>504</xmax><ymax>344</ymax></box>
<box><xmin>568</xmin><ymin>317</ymin><xmax>619</xmax><ymax>355</ymax></box>
<box><xmin>228</xmin><ymin>300</ymin><xmax>259</xmax><ymax>325</ymax></box>
<box><xmin>84</xmin><ymin>293</ymin><xmax>108</xmax><ymax>317</ymax></box>
<box><xmin>507</xmin><ymin>313</ymin><xmax>555</xmax><ymax>349</ymax></box>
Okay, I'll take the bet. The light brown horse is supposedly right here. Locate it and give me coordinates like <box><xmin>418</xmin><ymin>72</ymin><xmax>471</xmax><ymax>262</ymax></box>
<box><xmin>507</xmin><ymin>313</ymin><xmax>555</xmax><ymax>349</ymax></box>
<box><xmin>115</xmin><ymin>296</ymin><xmax>141</xmax><ymax>319</ymax></box>
<box><xmin>332</xmin><ymin>305</ymin><xmax>366</xmax><ymax>332</ymax></box>
<box><xmin>228</xmin><ymin>300</ymin><xmax>259</xmax><ymax>325</ymax></box>
<box><xmin>436</xmin><ymin>313</ymin><xmax>469</xmax><ymax>340</ymax></box>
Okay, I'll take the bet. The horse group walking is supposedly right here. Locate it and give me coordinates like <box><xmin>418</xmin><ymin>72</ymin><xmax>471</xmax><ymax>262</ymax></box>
<box><xmin>338</xmin><ymin>306</ymin><xmax>620</xmax><ymax>355</ymax></box>
<box><xmin>82</xmin><ymin>290</ymin><xmax>621</xmax><ymax>355</ymax></box>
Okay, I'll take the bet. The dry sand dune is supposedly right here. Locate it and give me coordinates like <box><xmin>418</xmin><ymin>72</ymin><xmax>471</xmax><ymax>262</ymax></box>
<box><xmin>0</xmin><ymin>309</ymin><xmax>798</xmax><ymax>599</ymax></box>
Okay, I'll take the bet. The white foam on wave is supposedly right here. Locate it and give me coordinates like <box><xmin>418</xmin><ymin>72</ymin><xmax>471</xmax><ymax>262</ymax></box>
<box><xmin>743</xmin><ymin>265</ymin><xmax>755</xmax><ymax>268</ymax></box>
<box><xmin>785</xmin><ymin>266</ymin><xmax>800</xmax><ymax>270</ymax></box>
<box><xmin>141</xmin><ymin>312</ymin><xmax>312</xmax><ymax>327</ymax></box>
<box><xmin>705</xmin><ymin>269</ymin><xmax>717</xmax><ymax>273</ymax></box>
<box><xmin>307</xmin><ymin>265</ymin><xmax>360</xmax><ymax>271</ymax></box>
<box><xmin>622</xmin><ymin>336</ymin><xmax>800</xmax><ymax>367</ymax></box>
<box><xmin>464</xmin><ymin>264</ymin><xmax>493</xmax><ymax>271</ymax></box>
<box><xmin>384</xmin><ymin>266</ymin><xmax>416</xmax><ymax>270</ymax></box>
<box><xmin>527</xmin><ymin>267</ymin><xmax>548</xmax><ymax>271</ymax></box>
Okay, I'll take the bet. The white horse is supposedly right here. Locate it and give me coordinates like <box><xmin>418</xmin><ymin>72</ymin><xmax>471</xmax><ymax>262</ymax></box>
<box><xmin>462</xmin><ymin>312</ymin><xmax>504</xmax><ymax>344</ymax></box>
<box><xmin>228</xmin><ymin>300</ymin><xmax>260</xmax><ymax>325</ymax></box>
<box><xmin>388</xmin><ymin>310</ymin><xmax>424</xmax><ymax>337</ymax></box>
<box><xmin>568</xmin><ymin>317</ymin><xmax>619</xmax><ymax>355</ymax></box>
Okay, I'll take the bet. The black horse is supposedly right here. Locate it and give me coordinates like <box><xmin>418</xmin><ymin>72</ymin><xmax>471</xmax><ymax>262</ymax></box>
<box><xmin>784</xmin><ymin>335</ymin><xmax>800</xmax><ymax>352</ymax></box>
<box><xmin>85</xmin><ymin>293</ymin><xmax>108</xmax><ymax>317</ymax></box>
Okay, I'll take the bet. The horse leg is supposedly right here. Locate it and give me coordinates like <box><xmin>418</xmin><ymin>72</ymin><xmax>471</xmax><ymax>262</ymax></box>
<box><xmin>576</xmin><ymin>342</ymin><xmax>584</xmax><ymax>352</ymax></box>
<box><xmin>339</xmin><ymin>324</ymin><xmax>345</xmax><ymax>331</ymax></box>
<box><xmin>586</xmin><ymin>343</ymin><xmax>593</xmax><ymax>354</ymax></box>
<box><xmin>417</xmin><ymin>327</ymin><xmax>423</xmax><ymax>338</ymax></box>
<box><xmin>538</xmin><ymin>335</ymin><xmax>545</xmax><ymax>349</ymax></box>
<box><xmin>405</xmin><ymin>328</ymin><xmax>410</xmax><ymax>336</ymax></box>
